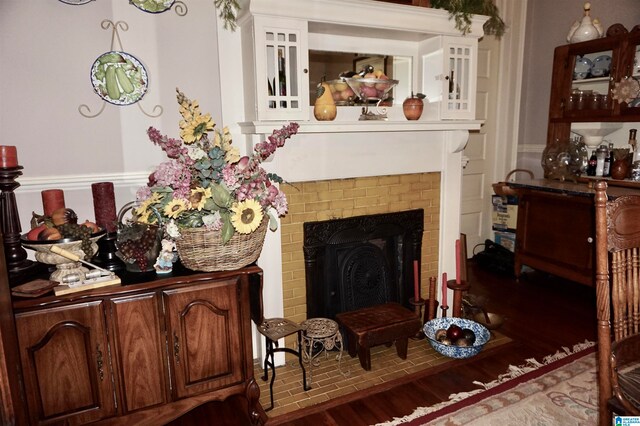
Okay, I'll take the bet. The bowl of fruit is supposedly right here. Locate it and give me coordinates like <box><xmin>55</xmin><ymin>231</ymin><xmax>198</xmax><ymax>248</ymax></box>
<box><xmin>21</xmin><ymin>208</ymin><xmax>105</xmax><ymax>282</ymax></box>
<box><xmin>326</xmin><ymin>79</ymin><xmax>356</xmax><ymax>105</ymax></box>
<box><xmin>424</xmin><ymin>317</ymin><xmax>490</xmax><ymax>359</ymax></box>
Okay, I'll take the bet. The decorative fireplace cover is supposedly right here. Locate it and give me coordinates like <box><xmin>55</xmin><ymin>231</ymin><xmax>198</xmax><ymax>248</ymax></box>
<box><xmin>303</xmin><ymin>209</ymin><xmax>424</xmax><ymax>319</ymax></box>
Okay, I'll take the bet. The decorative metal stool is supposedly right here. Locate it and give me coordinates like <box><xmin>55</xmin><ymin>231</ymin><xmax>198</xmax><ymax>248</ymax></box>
<box><xmin>257</xmin><ymin>318</ymin><xmax>309</xmax><ymax>411</ymax></box>
<box><xmin>300</xmin><ymin>318</ymin><xmax>346</xmax><ymax>383</ymax></box>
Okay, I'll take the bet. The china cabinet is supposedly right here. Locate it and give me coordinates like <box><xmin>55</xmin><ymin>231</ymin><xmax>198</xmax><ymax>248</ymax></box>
<box><xmin>547</xmin><ymin>24</ymin><xmax>640</xmax><ymax>147</ymax></box>
<box><xmin>6</xmin><ymin>266</ymin><xmax>266</xmax><ymax>425</ymax></box>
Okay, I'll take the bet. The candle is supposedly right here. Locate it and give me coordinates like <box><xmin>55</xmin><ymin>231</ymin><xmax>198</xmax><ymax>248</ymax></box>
<box><xmin>0</xmin><ymin>145</ymin><xmax>18</xmax><ymax>168</ymax></box>
<box><xmin>413</xmin><ymin>260</ymin><xmax>420</xmax><ymax>302</ymax></box>
<box><xmin>455</xmin><ymin>239</ymin><xmax>461</xmax><ymax>284</ymax></box>
<box><xmin>442</xmin><ymin>272</ymin><xmax>448</xmax><ymax>307</ymax></box>
<box><xmin>41</xmin><ymin>189</ymin><xmax>65</xmax><ymax>216</ymax></box>
<box><xmin>92</xmin><ymin>182</ymin><xmax>118</xmax><ymax>233</ymax></box>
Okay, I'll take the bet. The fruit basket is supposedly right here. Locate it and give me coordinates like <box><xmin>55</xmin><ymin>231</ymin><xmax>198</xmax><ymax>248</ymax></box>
<box><xmin>21</xmin><ymin>230</ymin><xmax>106</xmax><ymax>282</ymax></box>
<box><xmin>424</xmin><ymin>317</ymin><xmax>490</xmax><ymax>359</ymax></box>
<box><xmin>343</xmin><ymin>77</ymin><xmax>399</xmax><ymax>120</ymax></box>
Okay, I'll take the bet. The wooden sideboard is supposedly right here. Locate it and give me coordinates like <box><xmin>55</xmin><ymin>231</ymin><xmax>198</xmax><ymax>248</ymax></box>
<box><xmin>510</xmin><ymin>179</ymin><xmax>640</xmax><ymax>286</ymax></box>
<box><xmin>0</xmin><ymin>260</ymin><xmax>267</xmax><ymax>426</ymax></box>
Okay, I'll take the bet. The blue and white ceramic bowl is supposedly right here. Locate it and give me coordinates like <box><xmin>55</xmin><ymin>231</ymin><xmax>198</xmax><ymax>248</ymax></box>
<box><xmin>424</xmin><ymin>317</ymin><xmax>490</xmax><ymax>359</ymax></box>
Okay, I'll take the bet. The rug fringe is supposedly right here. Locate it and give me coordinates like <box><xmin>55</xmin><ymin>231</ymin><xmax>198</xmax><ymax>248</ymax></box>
<box><xmin>373</xmin><ymin>340</ymin><xmax>596</xmax><ymax>426</ymax></box>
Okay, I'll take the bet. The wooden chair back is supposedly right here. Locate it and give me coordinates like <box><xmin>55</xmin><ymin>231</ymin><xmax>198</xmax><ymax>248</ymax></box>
<box><xmin>595</xmin><ymin>180</ymin><xmax>640</xmax><ymax>425</ymax></box>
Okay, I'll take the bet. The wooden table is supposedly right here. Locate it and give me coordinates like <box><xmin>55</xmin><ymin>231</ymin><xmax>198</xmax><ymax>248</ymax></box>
<box><xmin>335</xmin><ymin>302</ymin><xmax>421</xmax><ymax>371</ymax></box>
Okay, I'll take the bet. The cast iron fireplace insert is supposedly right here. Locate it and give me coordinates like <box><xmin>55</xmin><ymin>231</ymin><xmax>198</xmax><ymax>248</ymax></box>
<box><xmin>303</xmin><ymin>209</ymin><xmax>424</xmax><ymax>320</ymax></box>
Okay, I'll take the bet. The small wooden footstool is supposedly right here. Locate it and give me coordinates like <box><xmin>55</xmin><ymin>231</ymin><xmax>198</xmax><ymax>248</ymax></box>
<box><xmin>336</xmin><ymin>302</ymin><xmax>421</xmax><ymax>371</ymax></box>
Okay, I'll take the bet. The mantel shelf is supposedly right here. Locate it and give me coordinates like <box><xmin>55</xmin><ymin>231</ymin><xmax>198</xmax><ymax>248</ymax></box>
<box><xmin>239</xmin><ymin>120</ymin><xmax>483</xmax><ymax>135</ymax></box>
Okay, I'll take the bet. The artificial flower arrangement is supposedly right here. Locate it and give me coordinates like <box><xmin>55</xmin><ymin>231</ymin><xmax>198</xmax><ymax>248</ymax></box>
<box><xmin>135</xmin><ymin>88</ymin><xmax>299</xmax><ymax>247</ymax></box>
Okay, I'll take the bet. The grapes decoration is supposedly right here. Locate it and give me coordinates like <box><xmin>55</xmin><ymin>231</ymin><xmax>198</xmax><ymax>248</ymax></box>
<box><xmin>57</xmin><ymin>223</ymin><xmax>97</xmax><ymax>260</ymax></box>
<box><xmin>116</xmin><ymin>223</ymin><xmax>161</xmax><ymax>271</ymax></box>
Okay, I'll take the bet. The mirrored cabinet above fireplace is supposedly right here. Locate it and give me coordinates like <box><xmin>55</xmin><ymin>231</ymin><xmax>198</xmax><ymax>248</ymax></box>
<box><xmin>237</xmin><ymin>0</ymin><xmax>488</xmax><ymax>125</ymax></box>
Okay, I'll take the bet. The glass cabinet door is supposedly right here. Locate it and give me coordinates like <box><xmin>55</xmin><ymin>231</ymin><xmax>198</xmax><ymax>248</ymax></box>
<box><xmin>442</xmin><ymin>37</ymin><xmax>476</xmax><ymax>119</ymax></box>
<box><xmin>557</xmin><ymin>38</ymin><xmax>623</xmax><ymax>119</ymax></box>
<box><xmin>253</xmin><ymin>17</ymin><xmax>309</xmax><ymax>121</ymax></box>
<box><xmin>619</xmin><ymin>30</ymin><xmax>640</xmax><ymax>117</ymax></box>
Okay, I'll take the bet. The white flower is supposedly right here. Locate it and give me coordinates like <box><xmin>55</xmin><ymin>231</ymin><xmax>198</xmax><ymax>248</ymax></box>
<box><xmin>165</xmin><ymin>220</ymin><xmax>181</xmax><ymax>239</ymax></box>
<box><xmin>187</xmin><ymin>145</ymin><xmax>207</xmax><ymax>161</ymax></box>
<box><xmin>202</xmin><ymin>212</ymin><xmax>222</xmax><ymax>230</ymax></box>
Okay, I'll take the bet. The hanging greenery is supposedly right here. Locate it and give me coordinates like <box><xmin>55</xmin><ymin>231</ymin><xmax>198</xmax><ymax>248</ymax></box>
<box><xmin>214</xmin><ymin>0</ymin><xmax>240</xmax><ymax>31</ymax></box>
<box><xmin>430</xmin><ymin>0</ymin><xmax>506</xmax><ymax>37</ymax></box>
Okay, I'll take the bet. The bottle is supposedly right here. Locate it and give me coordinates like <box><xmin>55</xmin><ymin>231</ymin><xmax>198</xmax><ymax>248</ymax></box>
<box><xmin>278</xmin><ymin>50</ymin><xmax>287</xmax><ymax>108</ymax></box>
<box><xmin>630</xmin><ymin>128</ymin><xmax>639</xmax><ymax>162</ymax></box>
<box><xmin>595</xmin><ymin>145</ymin><xmax>607</xmax><ymax>177</ymax></box>
<box><xmin>603</xmin><ymin>143</ymin><xmax>611</xmax><ymax>177</ymax></box>
<box><xmin>587</xmin><ymin>150</ymin><xmax>597</xmax><ymax>176</ymax></box>
<box><xmin>605</xmin><ymin>142</ymin><xmax>614</xmax><ymax>177</ymax></box>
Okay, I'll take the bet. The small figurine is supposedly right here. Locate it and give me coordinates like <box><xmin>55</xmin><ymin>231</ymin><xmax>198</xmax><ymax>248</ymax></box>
<box><xmin>154</xmin><ymin>238</ymin><xmax>177</xmax><ymax>274</ymax></box>
<box><xmin>567</xmin><ymin>2</ymin><xmax>604</xmax><ymax>43</ymax></box>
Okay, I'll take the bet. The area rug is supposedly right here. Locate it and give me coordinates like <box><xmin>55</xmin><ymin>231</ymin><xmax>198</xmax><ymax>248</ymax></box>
<box><xmin>376</xmin><ymin>340</ymin><xmax>597</xmax><ymax>425</ymax></box>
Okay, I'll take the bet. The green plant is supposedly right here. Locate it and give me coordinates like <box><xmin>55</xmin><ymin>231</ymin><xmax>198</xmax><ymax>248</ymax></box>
<box><xmin>430</xmin><ymin>0</ymin><xmax>506</xmax><ymax>37</ymax></box>
<box><xmin>214</xmin><ymin>0</ymin><xmax>240</xmax><ymax>31</ymax></box>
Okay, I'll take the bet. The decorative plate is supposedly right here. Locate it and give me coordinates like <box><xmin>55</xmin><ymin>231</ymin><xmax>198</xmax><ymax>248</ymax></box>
<box><xmin>91</xmin><ymin>51</ymin><xmax>148</xmax><ymax>106</ymax></box>
<box><xmin>130</xmin><ymin>0</ymin><xmax>175</xmax><ymax>13</ymax></box>
<box><xmin>591</xmin><ymin>55</ymin><xmax>611</xmax><ymax>77</ymax></box>
<box><xmin>574</xmin><ymin>56</ymin><xmax>592</xmax><ymax>80</ymax></box>
<box><xmin>58</xmin><ymin>0</ymin><xmax>94</xmax><ymax>4</ymax></box>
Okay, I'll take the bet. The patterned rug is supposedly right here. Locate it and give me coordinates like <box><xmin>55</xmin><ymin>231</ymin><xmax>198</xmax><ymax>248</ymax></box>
<box><xmin>376</xmin><ymin>340</ymin><xmax>598</xmax><ymax>426</ymax></box>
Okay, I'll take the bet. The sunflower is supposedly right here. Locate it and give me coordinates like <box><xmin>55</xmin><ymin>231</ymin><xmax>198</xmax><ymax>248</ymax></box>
<box><xmin>164</xmin><ymin>198</ymin><xmax>188</xmax><ymax>219</ymax></box>
<box><xmin>180</xmin><ymin>113</ymin><xmax>214</xmax><ymax>144</ymax></box>
<box><xmin>189</xmin><ymin>187</ymin><xmax>212</xmax><ymax>211</ymax></box>
<box><xmin>230</xmin><ymin>199</ymin><xmax>263</xmax><ymax>234</ymax></box>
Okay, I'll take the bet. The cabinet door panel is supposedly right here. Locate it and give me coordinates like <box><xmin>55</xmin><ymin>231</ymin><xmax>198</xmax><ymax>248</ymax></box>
<box><xmin>15</xmin><ymin>301</ymin><xmax>115</xmax><ymax>425</ymax></box>
<box><xmin>164</xmin><ymin>278</ymin><xmax>243</xmax><ymax>399</ymax></box>
<box><xmin>109</xmin><ymin>293</ymin><xmax>168</xmax><ymax>413</ymax></box>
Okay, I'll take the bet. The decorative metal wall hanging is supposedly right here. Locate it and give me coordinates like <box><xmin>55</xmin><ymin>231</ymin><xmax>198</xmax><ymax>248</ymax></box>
<box><xmin>130</xmin><ymin>0</ymin><xmax>187</xmax><ymax>16</ymax></box>
<box><xmin>79</xmin><ymin>20</ymin><xmax>162</xmax><ymax>118</ymax></box>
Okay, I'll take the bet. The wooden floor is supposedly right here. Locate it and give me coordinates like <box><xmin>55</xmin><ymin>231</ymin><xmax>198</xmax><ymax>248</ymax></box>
<box><xmin>168</xmin><ymin>260</ymin><xmax>597</xmax><ymax>425</ymax></box>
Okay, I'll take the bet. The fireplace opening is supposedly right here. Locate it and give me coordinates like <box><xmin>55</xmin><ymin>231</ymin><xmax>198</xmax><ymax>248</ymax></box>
<box><xmin>303</xmin><ymin>209</ymin><xmax>424</xmax><ymax>319</ymax></box>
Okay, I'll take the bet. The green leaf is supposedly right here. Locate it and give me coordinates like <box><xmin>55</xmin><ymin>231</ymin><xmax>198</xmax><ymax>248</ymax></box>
<box><xmin>221</xmin><ymin>216</ymin><xmax>234</xmax><ymax>244</ymax></box>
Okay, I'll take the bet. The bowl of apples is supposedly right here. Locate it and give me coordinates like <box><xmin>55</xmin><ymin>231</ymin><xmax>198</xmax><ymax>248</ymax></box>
<box><xmin>424</xmin><ymin>317</ymin><xmax>490</xmax><ymax>359</ymax></box>
<box><xmin>326</xmin><ymin>79</ymin><xmax>356</xmax><ymax>105</ymax></box>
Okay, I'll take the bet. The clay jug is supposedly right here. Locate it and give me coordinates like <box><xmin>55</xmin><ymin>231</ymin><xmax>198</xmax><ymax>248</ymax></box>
<box><xmin>611</xmin><ymin>158</ymin><xmax>630</xmax><ymax>180</ymax></box>
<box><xmin>314</xmin><ymin>82</ymin><xmax>336</xmax><ymax>121</ymax></box>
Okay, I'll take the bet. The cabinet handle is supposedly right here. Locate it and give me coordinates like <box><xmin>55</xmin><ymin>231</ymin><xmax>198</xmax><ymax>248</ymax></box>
<box><xmin>588</xmin><ymin>237</ymin><xmax>593</xmax><ymax>243</ymax></box>
<box><xmin>96</xmin><ymin>344</ymin><xmax>104</xmax><ymax>381</ymax></box>
<box><xmin>303</xmin><ymin>68</ymin><xmax>308</xmax><ymax>74</ymax></box>
<box><xmin>173</xmin><ymin>332</ymin><xmax>180</xmax><ymax>364</ymax></box>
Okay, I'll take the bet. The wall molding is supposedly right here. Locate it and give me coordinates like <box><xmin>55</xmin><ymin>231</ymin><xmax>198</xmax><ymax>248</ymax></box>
<box><xmin>18</xmin><ymin>172</ymin><xmax>149</xmax><ymax>193</ymax></box>
<box><xmin>519</xmin><ymin>143</ymin><xmax>545</xmax><ymax>154</ymax></box>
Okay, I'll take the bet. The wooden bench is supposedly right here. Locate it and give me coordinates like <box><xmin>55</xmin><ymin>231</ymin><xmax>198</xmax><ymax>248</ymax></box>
<box><xmin>335</xmin><ymin>302</ymin><xmax>421</xmax><ymax>371</ymax></box>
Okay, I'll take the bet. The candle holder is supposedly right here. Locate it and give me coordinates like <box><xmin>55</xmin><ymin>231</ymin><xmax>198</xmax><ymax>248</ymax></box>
<box><xmin>91</xmin><ymin>231</ymin><xmax>125</xmax><ymax>271</ymax></box>
<box><xmin>409</xmin><ymin>297</ymin><xmax>425</xmax><ymax>339</ymax></box>
<box><xmin>447</xmin><ymin>279</ymin><xmax>471</xmax><ymax>318</ymax></box>
<box><xmin>440</xmin><ymin>305</ymin><xmax>449</xmax><ymax>318</ymax></box>
<box><xmin>0</xmin><ymin>166</ymin><xmax>35</xmax><ymax>278</ymax></box>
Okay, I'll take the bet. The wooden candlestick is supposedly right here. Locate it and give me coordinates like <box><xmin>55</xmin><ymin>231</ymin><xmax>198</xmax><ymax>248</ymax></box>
<box><xmin>409</xmin><ymin>297</ymin><xmax>425</xmax><ymax>339</ymax></box>
<box><xmin>440</xmin><ymin>305</ymin><xmax>449</xmax><ymax>318</ymax></box>
<box><xmin>0</xmin><ymin>166</ymin><xmax>34</xmax><ymax>277</ymax></box>
<box><xmin>447</xmin><ymin>279</ymin><xmax>471</xmax><ymax>318</ymax></box>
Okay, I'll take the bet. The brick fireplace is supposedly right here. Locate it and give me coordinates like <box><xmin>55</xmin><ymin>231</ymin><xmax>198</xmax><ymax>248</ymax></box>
<box><xmin>280</xmin><ymin>173</ymin><xmax>440</xmax><ymax>326</ymax></box>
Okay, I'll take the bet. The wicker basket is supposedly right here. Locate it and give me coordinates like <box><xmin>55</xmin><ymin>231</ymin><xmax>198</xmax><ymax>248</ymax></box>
<box><xmin>175</xmin><ymin>218</ymin><xmax>268</xmax><ymax>271</ymax></box>
<box><xmin>492</xmin><ymin>169</ymin><xmax>534</xmax><ymax>197</ymax></box>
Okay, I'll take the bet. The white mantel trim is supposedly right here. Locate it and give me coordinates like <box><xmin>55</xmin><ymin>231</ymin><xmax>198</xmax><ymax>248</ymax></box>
<box><xmin>240</xmin><ymin>120</ymin><xmax>483</xmax><ymax>135</ymax></box>
<box><xmin>238</xmin><ymin>0</ymin><xmax>489</xmax><ymax>39</ymax></box>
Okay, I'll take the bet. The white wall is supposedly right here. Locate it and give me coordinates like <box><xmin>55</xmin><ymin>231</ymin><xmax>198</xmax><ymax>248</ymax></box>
<box><xmin>0</xmin><ymin>0</ymin><xmax>224</xmax><ymax>230</ymax></box>
<box><xmin>517</xmin><ymin>0</ymin><xmax>640</xmax><ymax>177</ymax></box>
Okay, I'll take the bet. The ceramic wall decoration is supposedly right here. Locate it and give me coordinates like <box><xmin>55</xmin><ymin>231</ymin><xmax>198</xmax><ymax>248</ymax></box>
<box><xmin>567</xmin><ymin>2</ymin><xmax>604</xmax><ymax>43</ymax></box>
<box><xmin>79</xmin><ymin>20</ymin><xmax>162</xmax><ymax>119</ymax></box>
<box><xmin>130</xmin><ymin>0</ymin><xmax>187</xmax><ymax>16</ymax></box>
